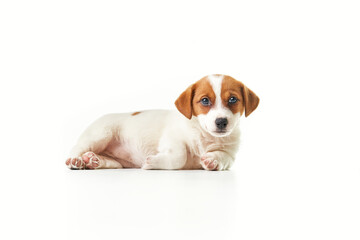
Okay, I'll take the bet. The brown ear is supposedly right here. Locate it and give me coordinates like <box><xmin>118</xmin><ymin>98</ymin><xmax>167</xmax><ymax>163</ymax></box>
<box><xmin>242</xmin><ymin>85</ymin><xmax>260</xmax><ymax>117</ymax></box>
<box><xmin>175</xmin><ymin>84</ymin><xmax>194</xmax><ymax>119</ymax></box>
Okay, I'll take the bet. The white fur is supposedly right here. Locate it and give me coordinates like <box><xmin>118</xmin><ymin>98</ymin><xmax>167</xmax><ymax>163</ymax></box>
<box><xmin>67</xmin><ymin>75</ymin><xmax>242</xmax><ymax>171</ymax></box>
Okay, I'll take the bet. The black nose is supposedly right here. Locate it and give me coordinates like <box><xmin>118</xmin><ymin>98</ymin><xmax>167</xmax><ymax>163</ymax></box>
<box><xmin>215</xmin><ymin>118</ymin><xmax>228</xmax><ymax>130</ymax></box>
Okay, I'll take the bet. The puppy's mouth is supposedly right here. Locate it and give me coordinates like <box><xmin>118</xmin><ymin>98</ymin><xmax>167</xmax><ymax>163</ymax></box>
<box><xmin>215</xmin><ymin>130</ymin><xmax>227</xmax><ymax>134</ymax></box>
<box><xmin>210</xmin><ymin>130</ymin><xmax>229</xmax><ymax>137</ymax></box>
<box><xmin>203</xmin><ymin>125</ymin><xmax>230</xmax><ymax>137</ymax></box>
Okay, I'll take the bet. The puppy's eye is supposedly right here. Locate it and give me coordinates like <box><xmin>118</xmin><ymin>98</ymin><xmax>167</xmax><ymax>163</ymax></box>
<box><xmin>228</xmin><ymin>97</ymin><xmax>237</xmax><ymax>104</ymax></box>
<box><xmin>201</xmin><ymin>97</ymin><xmax>210</xmax><ymax>106</ymax></box>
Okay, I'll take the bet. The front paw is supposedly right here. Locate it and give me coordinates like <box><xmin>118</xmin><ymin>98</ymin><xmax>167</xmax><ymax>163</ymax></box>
<box><xmin>200</xmin><ymin>153</ymin><xmax>219</xmax><ymax>171</ymax></box>
<box><xmin>142</xmin><ymin>155</ymin><xmax>157</xmax><ymax>170</ymax></box>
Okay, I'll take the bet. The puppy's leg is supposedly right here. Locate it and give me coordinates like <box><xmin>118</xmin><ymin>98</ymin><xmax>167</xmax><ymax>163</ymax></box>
<box><xmin>65</xmin><ymin>114</ymin><xmax>122</xmax><ymax>170</ymax></box>
<box><xmin>66</xmin><ymin>152</ymin><xmax>122</xmax><ymax>170</ymax></box>
<box><xmin>142</xmin><ymin>138</ymin><xmax>187</xmax><ymax>170</ymax></box>
<box><xmin>66</xmin><ymin>131</ymin><xmax>114</xmax><ymax>170</ymax></box>
<box><xmin>200</xmin><ymin>151</ymin><xmax>235</xmax><ymax>171</ymax></box>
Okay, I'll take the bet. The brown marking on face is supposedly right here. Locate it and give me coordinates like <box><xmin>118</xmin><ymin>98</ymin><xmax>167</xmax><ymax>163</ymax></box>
<box><xmin>131</xmin><ymin>111</ymin><xmax>142</xmax><ymax>116</ymax></box>
<box><xmin>175</xmin><ymin>77</ymin><xmax>215</xmax><ymax>119</ymax></box>
<box><xmin>221</xmin><ymin>76</ymin><xmax>245</xmax><ymax>115</ymax></box>
<box><xmin>221</xmin><ymin>75</ymin><xmax>260</xmax><ymax>117</ymax></box>
<box><xmin>175</xmin><ymin>75</ymin><xmax>259</xmax><ymax>119</ymax></box>
<box><xmin>192</xmin><ymin>77</ymin><xmax>215</xmax><ymax>117</ymax></box>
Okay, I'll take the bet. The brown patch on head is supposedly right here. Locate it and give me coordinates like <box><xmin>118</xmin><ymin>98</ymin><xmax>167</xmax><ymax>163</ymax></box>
<box><xmin>175</xmin><ymin>75</ymin><xmax>259</xmax><ymax>119</ymax></box>
<box><xmin>175</xmin><ymin>77</ymin><xmax>215</xmax><ymax>119</ymax></box>
<box><xmin>192</xmin><ymin>77</ymin><xmax>216</xmax><ymax>117</ymax></box>
<box><xmin>221</xmin><ymin>76</ymin><xmax>245</xmax><ymax>115</ymax></box>
<box><xmin>221</xmin><ymin>75</ymin><xmax>260</xmax><ymax>117</ymax></box>
<box><xmin>131</xmin><ymin>111</ymin><xmax>142</xmax><ymax>116</ymax></box>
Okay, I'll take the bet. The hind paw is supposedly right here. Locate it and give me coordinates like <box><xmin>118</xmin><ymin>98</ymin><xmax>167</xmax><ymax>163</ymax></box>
<box><xmin>65</xmin><ymin>157</ymin><xmax>85</xmax><ymax>170</ymax></box>
<box><xmin>81</xmin><ymin>152</ymin><xmax>100</xmax><ymax>169</ymax></box>
<box><xmin>65</xmin><ymin>152</ymin><xmax>100</xmax><ymax>170</ymax></box>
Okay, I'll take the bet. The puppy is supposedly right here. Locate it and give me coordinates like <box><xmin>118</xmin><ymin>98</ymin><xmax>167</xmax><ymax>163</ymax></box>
<box><xmin>65</xmin><ymin>74</ymin><xmax>259</xmax><ymax>171</ymax></box>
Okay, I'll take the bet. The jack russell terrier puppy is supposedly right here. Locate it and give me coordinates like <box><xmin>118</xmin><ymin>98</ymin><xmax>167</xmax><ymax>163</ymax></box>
<box><xmin>65</xmin><ymin>74</ymin><xmax>259</xmax><ymax>171</ymax></box>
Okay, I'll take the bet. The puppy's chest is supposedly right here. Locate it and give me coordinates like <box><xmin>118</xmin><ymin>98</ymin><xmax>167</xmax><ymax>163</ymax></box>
<box><xmin>190</xmin><ymin>136</ymin><xmax>229</xmax><ymax>156</ymax></box>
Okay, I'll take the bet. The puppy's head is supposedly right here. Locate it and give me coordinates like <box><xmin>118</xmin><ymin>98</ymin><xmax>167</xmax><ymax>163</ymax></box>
<box><xmin>175</xmin><ymin>74</ymin><xmax>259</xmax><ymax>137</ymax></box>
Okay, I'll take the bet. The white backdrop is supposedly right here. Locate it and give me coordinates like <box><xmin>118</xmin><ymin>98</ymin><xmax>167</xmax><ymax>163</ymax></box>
<box><xmin>0</xmin><ymin>1</ymin><xmax>359</xmax><ymax>240</ymax></box>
